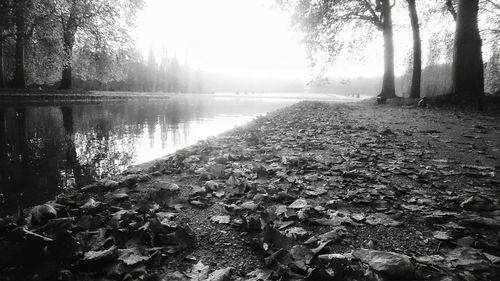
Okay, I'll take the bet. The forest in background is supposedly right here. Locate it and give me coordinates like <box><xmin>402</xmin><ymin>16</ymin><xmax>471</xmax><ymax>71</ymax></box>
<box><xmin>0</xmin><ymin>0</ymin><xmax>305</xmax><ymax>93</ymax></box>
<box><xmin>304</xmin><ymin>0</ymin><xmax>500</xmax><ymax>98</ymax></box>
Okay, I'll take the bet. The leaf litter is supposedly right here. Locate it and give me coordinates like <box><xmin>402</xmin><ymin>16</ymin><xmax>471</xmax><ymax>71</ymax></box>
<box><xmin>1</xmin><ymin>101</ymin><xmax>499</xmax><ymax>280</ymax></box>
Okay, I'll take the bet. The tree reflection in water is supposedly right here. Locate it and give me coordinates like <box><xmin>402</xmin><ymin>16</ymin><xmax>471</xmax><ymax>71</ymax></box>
<box><xmin>0</xmin><ymin>95</ymin><xmax>300</xmax><ymax>215</ymax></box>
<box><xmin>0</xmin><ymin>108</ymin><xmax>13</xmax><ymax>214</ymax></box>
<box><xmin>61</xmin><ymin>107</ymin><xmax>93</xmax><ymax>189</ymax></box>
<box><xmin>0</xmin><ymin>107</ymin><xmax>65</xmax><ymax>215</ymax></box>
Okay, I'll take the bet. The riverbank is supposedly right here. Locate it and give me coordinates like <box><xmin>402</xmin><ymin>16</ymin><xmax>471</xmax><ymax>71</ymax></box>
<box><xmin>0</xmin><ymin>91</ymin><xmax>357</xmax><ymax>106</ymax></box>
<box><xmin>1</xmin><ymin>100</ymin><xmax>499</xmax><ymax>281</ymax></box>
<box><xmin>0</xmin><ymin>90</ymin><xmax>177</xmax><ymax>105</ymax></box>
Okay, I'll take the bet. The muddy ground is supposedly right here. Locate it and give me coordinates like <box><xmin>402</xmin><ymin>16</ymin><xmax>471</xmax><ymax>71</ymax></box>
<box><xmin>1</xmin><ymin>100</ymin><xmax>499</xmax><ymax>281</ymax></box>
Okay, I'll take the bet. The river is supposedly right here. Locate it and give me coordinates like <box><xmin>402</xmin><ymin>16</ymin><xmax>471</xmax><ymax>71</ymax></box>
<box><xmin>0</xmin><ymin>93</ymin><xmax>351</xmax><ymax>214</ymax></box>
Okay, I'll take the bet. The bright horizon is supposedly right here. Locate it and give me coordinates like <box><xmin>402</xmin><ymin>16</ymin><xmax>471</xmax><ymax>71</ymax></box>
<box><xmin>134</xmin><ymin>0</ymin><xmax>309</xmax><ymax>81</ymax></box>
<box><xmin>133</xmin><ymin>0</ymin><xmax>415</xmax><ymax>81</ymax></box>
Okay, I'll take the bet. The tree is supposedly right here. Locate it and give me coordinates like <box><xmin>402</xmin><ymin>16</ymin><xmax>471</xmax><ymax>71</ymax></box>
<box><xmin>0</xmin><ymin>0</ymin><xmax>11</xmax><ymax>88</ymax></box>
<box><xmin>158</xmin><ymin>49</ymin><xmax>170</xmax><ymax>92</ymax></box>
<box><xmin>0</xmin><ymin>29</ymin><xmax>4</xmax><ymax>88</ymax></box>
<box><xmin>485</xmin><ymin>44</ymin><xmax>500</xmax><ymax>94</ymax></box>
<box><xmin>379</xmin><ymin>0</ymin><xmax>397</xmax><ymax>98</ymax></box>
<box><xmin>10</xmin><ymin>0</ymin><xmax>48</xmax><ymax>88</ymax></box>
<box><xmin>451</xmin><ymin>0</ymin><xmax>484</xmax><ymax>101</ymax></box>
<box><xmin>280</xmin><ymin>0</ymin><xmax>397</xmax><ymax>98</ymax></box>
<box><xmin>146</xmin><ymin>49</ymin><xmax>158</xmax><ymax>92</ymax></box>
<box><xmin>0</xmin><ymin>0</ymin><xmax>66</xmax><ymax>89</ymax></box>
<box><xmin>52</xmin><ymin>0</ymin><xmax>143</xmax><ymax>89</ymax></box>
<box><xmin>12</xmin><ymin>0</ymin><xmax>29</xmax><ymax>88</ymax></box>
<box><xmin>406</xmin><ymin>0</ymin><xmax>421</xmax><ymax>98</ymax></box>
<box><xmin>480</xmin><ymin>0</ymin><xmax>500</xmax><ymax>49</ymax></box>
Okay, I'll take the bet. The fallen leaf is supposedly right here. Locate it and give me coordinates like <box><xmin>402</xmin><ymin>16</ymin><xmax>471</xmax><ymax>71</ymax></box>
<box><xmin>211</xmin><ymin>216</ymin><xmax>231</xmax><ymax>224</ymax></box>
<box><xmin>240</xmin><ymin>201</ymin><xmax>259</xmax><ymax>211</ymax></box>
<box><xmin>82</xmin><ymin>246</ymin><xmax>118</xmax><ymax>263</ymax></box>
<box><xmin>290</xmin><ymin>245</ymin><xmax>313</xmax><ymax>270</ymax></box>
<box><xmin>175</xmin><ymin>225</ymin><xmax>197</xmax><ymax>248</ymax></box>
<box><xmin>445</xmin><ymin>247</ymin><xmax>491</xmax><ymax>271</ymax></box>
<box><xmin>484</xmin><ymin>253</ymin><xmax>500</xmax><ymax>264</ymax></box>
<box><xmin>432</xmin><ymin>230</ymin><xmax>454</xmax><ymax>241</ymax></box>
<box><xmin>353</xmin><ymin>248</ymin><xmax>415</xmax><ymax>278</ymax></box>
<box><xmin>186</xmin><ymin>261</ymin><xmax>209</xmax><ymax>281</ymax></box>
<box><xmin>263</xmin><ymin>225</ymin><xmax>293</xmax><ymax>250</ymax></box>
<box><xmin>415</xmin><ymin>255</ymin><xmax>445</xmax><ymax>265</ymax></box>
<box><xmin>365</xmin><ymin>213</ymin><xmax>402</xmax><ymax>226</ymax></box>
<box><xmin>118</xmin><ymin>248</ymin><xmax>150</xmax><ymax>265</ymax></box>
<box><xmin>288</xmin><ymin>198</ymin><xmax>309</xmax><ymax>209</ymax></box>
<box><xmin>244</xmin><ymin>269</ymin><xmax>272</xmax><ymax>281</ymax></box>
<box><xmin>206</xmin><ymin>267</ymin><xmax>233</xmax><ymax>281</ymax></box>
<box><xmin>81</xmin><ymin>198</ymin><xmax>101</xmax><ymax>209</ymax></box>
<box><xmin>30</xmin><ymin>204</ymin><xmax>57</xmax><ymax>225</ymax></box>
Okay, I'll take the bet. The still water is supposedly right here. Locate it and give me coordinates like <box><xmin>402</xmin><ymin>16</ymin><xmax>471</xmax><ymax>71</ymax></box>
<box><xmin>0</xmin><ymin>93</ymin><xmax>348</xmax><ymax>214</ymax></box>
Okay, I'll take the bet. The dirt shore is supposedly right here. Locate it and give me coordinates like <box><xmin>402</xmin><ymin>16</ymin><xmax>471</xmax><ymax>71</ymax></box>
<box><xmin>1</xmin><ymin>100</ymin><xmax>499</xmax><ymax>281</ymax></box>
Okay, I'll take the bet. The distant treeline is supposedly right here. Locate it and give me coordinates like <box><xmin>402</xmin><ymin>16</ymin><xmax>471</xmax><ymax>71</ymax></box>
<box><xmin>71</xmin><ymin>50</ymin><xmax>305</xmax><ymax>93</ymax></box>
<box><xmin>281</xmin><ymin>0</ymin><xmax>500</xmax><ymax>103</ymax></box>
<box><xmin>72</xmin><ymin>50</ymin><xmax>205</xmax><ymax>93</ymax></box>
<box><xmin>396</xmin><ymin>51</ymin><xmax>500</xmax><ymax>97</ymax></box>
<box><xmin>308</xmin><ymin>55</ymin><xmax>500</xmax><ymax>98</ymax></box>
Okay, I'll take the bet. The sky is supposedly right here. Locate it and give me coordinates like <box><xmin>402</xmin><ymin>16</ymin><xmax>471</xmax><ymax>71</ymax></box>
<box><xmin>133</xmin><ymin>0</ymin><xmax>415</xmax><ymax>81</ymax></box>
<box><xmin>134</xmin><ymin>0</ymin><xmax>309</xmax><ymax>80</ymax></box>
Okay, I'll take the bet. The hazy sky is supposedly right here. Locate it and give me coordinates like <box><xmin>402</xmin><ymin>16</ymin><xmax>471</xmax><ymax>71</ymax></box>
<box><xmin>133</xmin><ymin>0</ymin><xmax>415</xmax><ymax>81</ymax></box>
<box><xmin>134</xmin><ymin>0</ymin><xmax>309</xmax><ymax>80</ymax></box>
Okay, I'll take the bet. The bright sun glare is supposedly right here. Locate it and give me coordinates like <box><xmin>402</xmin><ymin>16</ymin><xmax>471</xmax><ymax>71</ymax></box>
<box><xmin>134</xmin><ymin>0</ymin><xmax>309</xmax><ymax>80</ymax></box>
<box><xmin>134</xmin><ymin>0</ymin><xmax>411</xmax><ymax>81</ymax></box>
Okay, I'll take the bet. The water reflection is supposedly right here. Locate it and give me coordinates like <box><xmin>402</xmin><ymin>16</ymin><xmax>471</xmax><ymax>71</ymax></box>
<box><xmin>0</xmin><ymin>107</ymin><xmax>69</xmax><ymax>215</ymax></box>
<box><xmin>0</xmin><ymin>93</ymin><xmax>342</xmax><ymax>215</ymax></box>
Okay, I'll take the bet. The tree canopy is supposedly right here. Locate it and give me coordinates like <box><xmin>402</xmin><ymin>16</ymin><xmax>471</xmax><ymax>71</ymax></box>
<box><xmin>0</xmin><ymin>0</ymin><xmax>144</xmax><ymax>89</ymax></box>
<box><xmin>279</xmin><ymin>0</ymin><xmax>500</xmax><ymax>102</ymax></box>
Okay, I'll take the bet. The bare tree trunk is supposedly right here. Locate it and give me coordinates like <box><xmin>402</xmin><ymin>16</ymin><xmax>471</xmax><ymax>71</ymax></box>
<box><xmin>452</xmin><ymin>0</ymin><xmax>484</xmax><ymax>102</ymax></box>
<box><xmin>380</xmin><ymin>0</ymin><xmax>396</xmax><ymax>98</ymax></box>
<box><xmin>0</xmin><ymin>0</ymin><xmax>9</xmax><ymax>89</ymax></box>
<box><xmin>407</xmin><ymin>0</ymin><xmax>421</xmax><ymax>99</ymax></box>
<box><xmin>0</xmin><ymin>34</ymin><xmax>5</xmax><ymax>88</ymax></box>
<box><xmin>13</xmin><ymin>7</ymin><xmax>26</xmax><ymax>89</ymax></box>
<box><xmin>60</xmin><ymin>31</ymin><xmax>75</xmax><ymax>90</ymax></box>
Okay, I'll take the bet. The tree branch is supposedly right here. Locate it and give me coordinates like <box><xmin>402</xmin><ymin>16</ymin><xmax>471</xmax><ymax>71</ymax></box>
<box><xmin>446</xmin><ymin>0</ymin><xmax>457</xmax><ymax>21</ymax></box>
<box><xmin>361</xmin><ymin>0</ymin><xmax>381</xmax><ymax>23</ymax></box>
